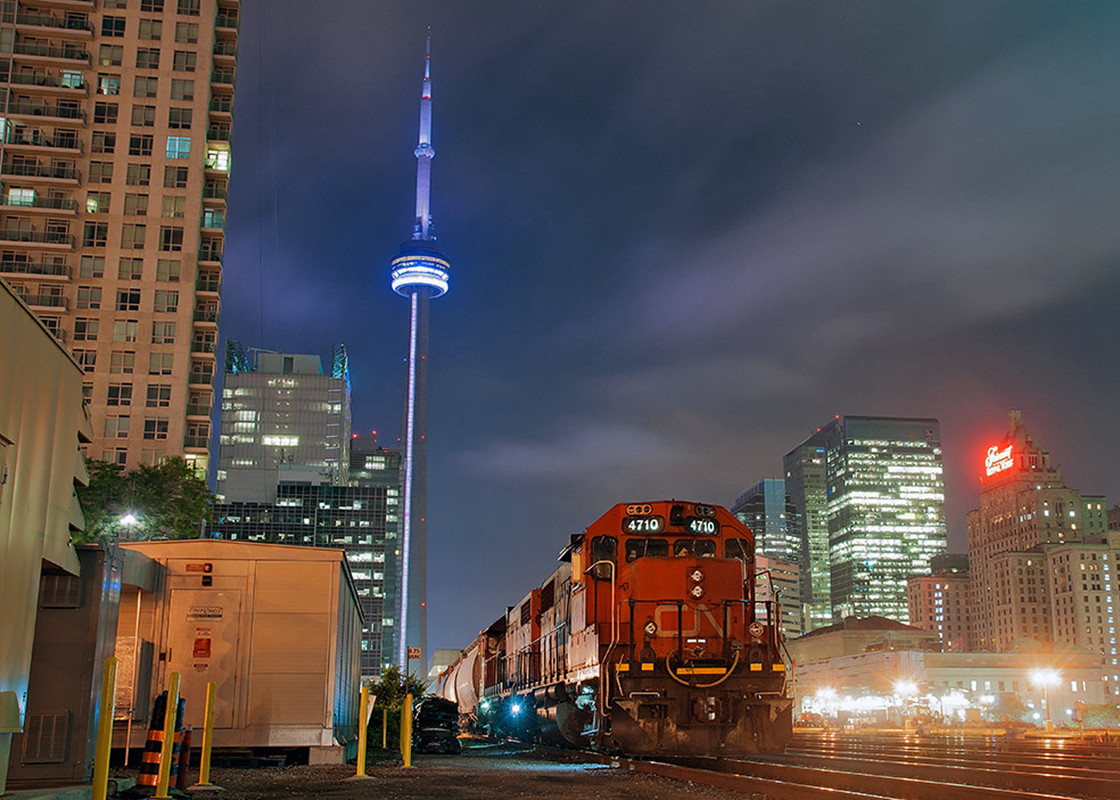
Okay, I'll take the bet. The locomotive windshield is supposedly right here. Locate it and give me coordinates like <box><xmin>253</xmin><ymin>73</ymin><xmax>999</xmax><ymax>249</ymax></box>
<box><xmin>625</xmin><ymin>538</ymin><xmax>668</xmax><ymax>561</ymax></box>
<box><xmin>724</xmin><ymin>538</ymin><xmax>752</xmax><ymax>562</ymax></box>
<box><xmin>672</xmin><ymin>539</ymin><xmax>716</xmax><ymax>557</ymax></box>
<box><xmin>589</xmin><ymin>535</ymin><xmax>617</xmax><ymax>579</ymax></box>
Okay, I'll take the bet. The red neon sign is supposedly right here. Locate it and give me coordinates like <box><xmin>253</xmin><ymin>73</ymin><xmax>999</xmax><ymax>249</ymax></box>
<box><xmin>985</xmin><ymin>444</ymin><xmax>1014</xmax><ymax>476</ymax></box>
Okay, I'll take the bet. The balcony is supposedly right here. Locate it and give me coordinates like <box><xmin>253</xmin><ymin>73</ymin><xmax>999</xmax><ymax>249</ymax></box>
<box><xmin>202</xmin><ymin>183</ymin><xmax>227</xmax><ymax>200</ymax></box>
<box><xmin>191</xmin><ymin>340</ymin><xmax>217</xmax><ymax>355</ymax></box>
<box><xmin>15</xmin><ymin>13</ymin><xmax>93</xmax><ymax>36</ymax></box>
<box><xmin>186</xmin><ymin>404</ymin><xmax>212</xmax><ymax>418</ymax></box>
<box><xmin>18</xmin><ymin>292</ymin><xmax>68</xmax><ymax>309</ymax></box>
<box><xmin>206</xmin><ymin>126</ymin><xmax>232</xmax><ymax>142</ymax></box>
<box><xmin>0</xmin><ymin>195</ymin><xmax>78</xmax><ymax>212</ymax></box>
<box><xmin>12</xmin><ymin>42</ymin><xmax>90</xmax><ymax>64</ymax></box>
<box><xmin>0</xmin><ymin>258</ymin><xmax>69</xmax><ymax>277</ymax></box>
<box><xmin>3</xmin><ymin>132</ymin><xmax>82</xmax><ymax>153</ymax></box>
<box><xmin>213</xmin><ymin>40</ymin><xmax>237</xmax><ymax>59</ymax></box>
<box><xmin>209</xmin><ymin>96</ymin><xmax>234</xmax><ymax>114</ymax></box>
<box><xmin>4</xmin><ymin>101</ymin><xmax>84</xmax><ymax>121</ymax></box>
<box><xmin>0</xmin><ymin>228</ymin><xmax>73</xmax><ymax>247</ymax></box>
<box><xmin>210</xmin><ymin>68</ymin><xmax>236</xmax><ymax>87</ymax></box>
<box><xmin>215</xmin><ymin>13</ymin><xmax>239</xmax><ymax>32</ymax></box>
<box><xmin>193</xmin><ymin>309</ymin><xmax>219</xmax><ymax>323</ymax></box>
<box><xmin>184</xmin><ymin>435</ymin><xmax>210</xmax><ymax>450</ymax></box>
<box><xmin>1</xmin><ymin>70</ymin><xmax>87</xmax><ymax>94</ymax></box>
<box><xmin>198</xmin><ymin>247</ymin><xmax>222</xmax><ymax>264</ymax></box>
<box><xmin>188</xmin><ymin>368</ymin><xmax>215</xmax><ymax>387</ymax></box>
<box><xmin>195</xmin><ymin>275</ymin><xmax>221</xmax><ymax>293</ymax></box>
<box><xmin>1</xmin><ymin>162</ymin><xmax>80</xmax><ymax>181</ymax></box>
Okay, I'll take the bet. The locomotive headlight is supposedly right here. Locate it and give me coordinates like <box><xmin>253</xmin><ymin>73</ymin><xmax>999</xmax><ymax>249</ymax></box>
<box><xmin>643</xmin><ymin>620</ymin><xmax>658</xmax><ymax>637</ymax></box>
<box><xmin>690</xmin><ymin>569</ymin><xmax>704</xmax><ymax>583</ymax></box>
<box><xmin>690</xmin><ymin>584</ymin><xmax>705</xmax><ymax>599</ymax></box>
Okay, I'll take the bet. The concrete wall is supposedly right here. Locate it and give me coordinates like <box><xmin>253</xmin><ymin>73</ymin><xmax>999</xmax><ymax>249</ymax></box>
<box><xmin>0</xmin><ymin>281</ymin><xmax>92</xmax><ymax>793</ymax></box>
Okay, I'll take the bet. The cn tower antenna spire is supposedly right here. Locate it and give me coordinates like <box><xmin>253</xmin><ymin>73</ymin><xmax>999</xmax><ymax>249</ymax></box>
<box><xmin>413</xmin><ymin>30</ymin><xmax>435</xmax><ymax>241</ymax></box>
<box><xmin>389</xmin><ymin>31</ymin><xmax>451</xmax><ymax>674</ymax></box>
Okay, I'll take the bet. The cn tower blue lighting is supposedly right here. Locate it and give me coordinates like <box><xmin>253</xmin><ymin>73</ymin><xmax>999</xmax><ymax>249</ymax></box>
<box><xmin>392</xmin><ymin>32</ymin><xmax>451</xmax><ymax>673</ymax></box>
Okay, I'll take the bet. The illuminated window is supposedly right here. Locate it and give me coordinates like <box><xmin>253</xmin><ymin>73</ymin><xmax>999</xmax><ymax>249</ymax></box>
<box><xmin>166</xmin><ymin>136</ymin><xmax>191</xmax><ymax>159</ymax></box>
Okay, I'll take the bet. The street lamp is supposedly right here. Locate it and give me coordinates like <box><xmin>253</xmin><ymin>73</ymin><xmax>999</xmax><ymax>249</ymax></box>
<box><xmin>1031</xmin><ymin>669</ymin><xmax>1060</xmax><ymax>732</ymax></box>
<box><xmin>119</xmin><ymin>512</ymin><xmax>139</xmax><ymax>540</ymax></box>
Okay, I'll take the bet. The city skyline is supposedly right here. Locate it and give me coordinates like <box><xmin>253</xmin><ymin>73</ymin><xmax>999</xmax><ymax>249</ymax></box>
<box><xmin>218</xmin><ymin>2</ymin><xmax>1120</xmax><ymax>653</ymax></box>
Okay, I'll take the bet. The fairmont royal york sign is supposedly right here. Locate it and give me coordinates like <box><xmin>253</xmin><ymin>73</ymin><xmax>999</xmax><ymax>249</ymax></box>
<box><xmin>985</xmin><ymin>444</ymin><xmax>1014</xmax><ymax>477</ymax></box>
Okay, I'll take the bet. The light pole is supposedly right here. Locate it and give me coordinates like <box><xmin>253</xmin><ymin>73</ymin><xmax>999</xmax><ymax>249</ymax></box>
<box><xmin>1031</xmin><ymin>669</ymin><xmax>1060</xmax><ymax>731</ymax></box>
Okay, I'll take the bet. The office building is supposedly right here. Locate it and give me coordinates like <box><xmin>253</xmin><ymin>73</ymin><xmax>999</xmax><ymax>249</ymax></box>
<box><xmin>216</xmin><ymin>343</ymin><xmax>351</xmax><ymax>503</ymax></box>
<box><xmin>755</xmin><ymin>554</ymin><xmax>804</xmax><ymax>641</ymax></box>
<box><xmin>786</xmin><ymin>416</ymin><xmax>947</xmax><ymax>625</ymax></box>
<box><xmin>783</xmin><ymin>432</ymin><xmax>830</xmax><ymax>630</ymax></box>
<box><xmin>387</xmin><ymin>36</ymin><xmax>451</xmax><ymax>670</ymax></box>
<box><xmin>0</xmin><ymin>0</ymin><xmax>239</xmax><ymax>474</ymax></box>
<box><xmin>731</xmin><ymin>478</ymin><xmax>800</xmax><ymax>561</ymax></box>
<box><xmin>907</xmin><ymin>568</ymin><xmax>970</xmax><ymax>651</ymax></box>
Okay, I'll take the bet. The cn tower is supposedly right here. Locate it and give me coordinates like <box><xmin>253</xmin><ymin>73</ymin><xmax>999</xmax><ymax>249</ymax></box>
<box><xmin>390</xmin><ymin>34</ymin><xmax>450</xmax><ymax>672</ymax></box>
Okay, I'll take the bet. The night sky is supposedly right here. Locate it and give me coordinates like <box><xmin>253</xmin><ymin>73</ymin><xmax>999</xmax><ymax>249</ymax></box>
<box><xmin>222</xmin><ymin>1</ymin><xmax>1120</xmax><ymax>654</ymax></box>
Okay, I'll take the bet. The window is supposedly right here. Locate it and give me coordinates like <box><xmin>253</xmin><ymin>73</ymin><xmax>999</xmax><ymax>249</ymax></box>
<box><xmin>102</xmin><ymin>16</ymin><xmax>126</xmax><ymax>37</ymax></box>
<box><xmin>134</xmin><ymin>77</ymin><xmax>158</xmax><ymax>98</ymax></box>
<box><xmin>82</xmin><ymin>221</ymin><xmax>108</xmax><ymax>247</ymax></box>
<box><xmin>91</xmin><ymin>132</ymin><xmax>115</xmax><ymax>154</ymax></box>
<box><xmin>149</xmin><ymin>352</ymin><xmax>174</xmax><ymax>375</ymax></box>
<box><xmin>168</xmin><ymin>107</ymin><xmax>192</xmax><ymax>129</ymax></box>
<box><xmin>124</xmin><ymin>194</ymin><xmax>148</xmax><ymax>216</ymax></box>
<box><xmin>177</xmin><ymin>0</ymin><xmax>200</xmax><ymax>15</ymax></box>
<box><xmin>93</xmin><ymin>102</ymin><xmax>118</xmax><ymax>124</ymax></box>
<box><xmin>86</xmin><ymin>192</ymin><xmax>110</xmax><ymax>213</ymax></box>
<box><xmin>74</xmin><ymin>318</ymin><xmax>99</xmax><ymax>341</ymax></box>
<box><xmin>121</xmin><ymin>224</ymin><xmax>146</xmax><ymax>249</ymax></box>
<box><xmin>118</xmin><ymin>258</ymin><xmax>143</xmax><ymax>280</ymax></box>
<box><xmin>159</xmin><ymin>226</ymin><xmax>183</xmax><ymax>251</ymax></box>
<box><xmin>104</xmin><ymin>415</ymin><xmax>130</xmax><ymax>439</ymax></box>
<box><xmin>107</xmin><ymin>383</ymin><xmax>133</xmax><ymax>407</ymax></box>
<box><xmin>170</xmin><ymin>79</ymin><xmax>193</xmax><ymax>101</ymax></box>
<box><xmin>172</xmin><ymin>50</ymin><xmax>196</xmax><ymax>71</ymax></box>
<box><xmin>76</xmin><ymin>286</ymin><xmax>101</xmax><ymax>309</ymax></box>
<box><xmin>79</xmin><ymin>256</ymin><xmax>104</xmax><ymax>278</ymax></box>
<box><xmin>151</xmin><ymin>320</ymin><xmax>176</xmax><ymax>343</ymax></box>
<box><xmin>166</xmin><ymin>136</ymin><xmax>190</xmax><ymax>158</ymax></box>
<box><xmin>126</xmin><ymin>164</ymin><xmax>151</xmax><ymax>186</ymax></box>
<box><xmin>60</xmin><ymin>71</ymin><xmax>84</xmax><ymax>90</ymax></box>
<box><xmin>153</xmin><ymin>289</ymin><xmax>178</xmax><ymax>312</ymax></box>
<box><xmin>97</xmin><ymin>74</ymin><xmax>121</xmax><ymax>95</ymax></box>
<box><xmin>113</xmin><ymin>319</ymin><xmax>139</xmax><ymax>342</ymax></box>
<box><xmin>146</xmin><ymin>384</ymin><xmax>172</xmax><ymax>407</ymax></box>
<box><xmin>164</xmin><ymin>166</ymin><xmax>188</xmax><ymax>188</ymax></box>
<box><xmin>143</xmin><ymin>418</ymin><xmax>169</xmax><ymax>441</ymax></box>
<box><xmin>131</xmin><ymin>105</ymin><xmax>156</xmax><ymax>126</ymax></box>
<box><xmin>141</xmin><ymin>0</ymin><xmax>165</xmax><ymax>10</ymax></box>
<box><xmin>88</xmin><ymin>162</ymin><xmax>113</xmax><ymax>183</ymax></box>
<box><xmin>7</xmin><ymin>188</ymin><xmax>34</xmax><ymax>206</ymax></box>
<box><xmin>161</xmin><ymin>196</ymin><xmax>186</xmax><ymax>218</ymax></box>
<box><xmin>129</xmin><ymin>134</ymin><xmax>153</xmax><ymax>156</ymax></box>
<box><xmin>135</xmin><ymin>48</ymin><xmax>160</xmax><ymax>70</ymax></box>
<box><xmin>206</xmin><ymin>148</ymin><xmax>230</xmax><ymax>172</ymax></box>
<box><xmin>175</xmin><ymin>22</ymin><xmax>198</xmax><ymax>43</ymax></box>
<box><xmin>73</xmin><ymin>349</ymin><xmax>96</xmax><ymax>373</ymax></box>
<box><xmin>105</xmin><ymin>0</ymin><xmax>127</xmax><ymax>8</ymax></box>
<box><xmin>156</xmin><ymin>259</ymin><xmax>180</xmax><ymax>282</ymax></box>
<box><xmin>99</xmin><ymin>44</ymin><xmax>124</xmax><ymax>66</ymax></box>
<box><xmin>202</xmin><ymin>208</ymin><xmax>224</xmax><ymax>229</ymax></box>
<box><xmin>110</xmin><ymin>351</ymin><xmax>135</xmax><ymax>374</ymax></box>
<box><xmin>139</xmin><ymin>19</ymin><xmax>163</xmax><ymax>40</ymax></box>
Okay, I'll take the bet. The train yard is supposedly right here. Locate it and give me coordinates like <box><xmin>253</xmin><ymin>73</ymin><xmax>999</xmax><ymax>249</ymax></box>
<box><xmin>187</xmin><ymin>733</ymin><xmax>1120</xmax><ymax>800</ymax></box>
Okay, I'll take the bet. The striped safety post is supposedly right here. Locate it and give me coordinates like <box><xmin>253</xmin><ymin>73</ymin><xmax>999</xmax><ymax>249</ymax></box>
<box><xmin>136</xmin><ymin>692</ymin><xmax>168</xmax><ymax>791</ymax></box>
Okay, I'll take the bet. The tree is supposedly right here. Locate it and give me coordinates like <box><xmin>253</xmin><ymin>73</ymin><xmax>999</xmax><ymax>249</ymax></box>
<box><xmin>369</xmin><ymin>666</ymin><xmax>428</xmax><ymax>749</ymax></box>
<box><xmin>74</xmin><ymin>456</ymin><xmax>214</xmax><ymax>542</ymax></box>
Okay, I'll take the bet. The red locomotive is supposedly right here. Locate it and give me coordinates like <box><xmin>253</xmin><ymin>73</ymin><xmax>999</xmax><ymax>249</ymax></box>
<box><xmin>438</xmin><ymin>500</ymin><xmax>792</xmax><ymax>755</ymax></box>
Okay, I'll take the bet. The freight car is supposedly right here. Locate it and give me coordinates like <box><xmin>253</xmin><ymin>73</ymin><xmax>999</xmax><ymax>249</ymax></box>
<box><xmin>438</xmin><ymin>501</ymin><xmax>792</xmax><ymax>756</ymax></box>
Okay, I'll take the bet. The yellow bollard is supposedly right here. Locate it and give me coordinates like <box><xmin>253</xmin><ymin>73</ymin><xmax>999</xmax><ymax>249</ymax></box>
<box><xmin>153</xmin><ymin>672</ymin><xmax>181</xmax><ymax>800</ymax></box>
<box><xmin>91</xmin><ymin>657</ymin><xmax>118</xmax><ymax>800</ymax></box>
<box><xmin>400</xmin><ymin>695</ymin><xmax>410</xmax><ymax>766</ymax></box>
<box><xmin>382</xmin><ymin>707</ymin><xmax>388</xmax><ymax>749</ymax></box>
<box><xmin>355</xmin><ymin>684</ymin><xmax>370</xmax><ymax>777</ymax></box>
<box><xmin>190</xmin><ymin>681</ymin><xmax>218</xmax><ymax>790</ymax></box>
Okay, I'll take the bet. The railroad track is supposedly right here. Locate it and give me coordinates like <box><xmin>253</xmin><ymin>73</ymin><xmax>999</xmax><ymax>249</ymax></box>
<box><xmin>570</xmin><ymin>734</ymin><xmax>1120</xmax><ymax>800</ymax></box>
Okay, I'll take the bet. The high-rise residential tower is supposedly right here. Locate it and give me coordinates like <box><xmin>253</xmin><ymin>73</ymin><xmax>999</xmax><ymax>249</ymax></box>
<box><xmin>388</xmin><ymin>36</ymin><xmax>450</xmax><ymax>671</ymax></box>
<box><xmin>0</xmin><ymin>1</ymin><xmax>239</xmax><ymax>474</ymax></box>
